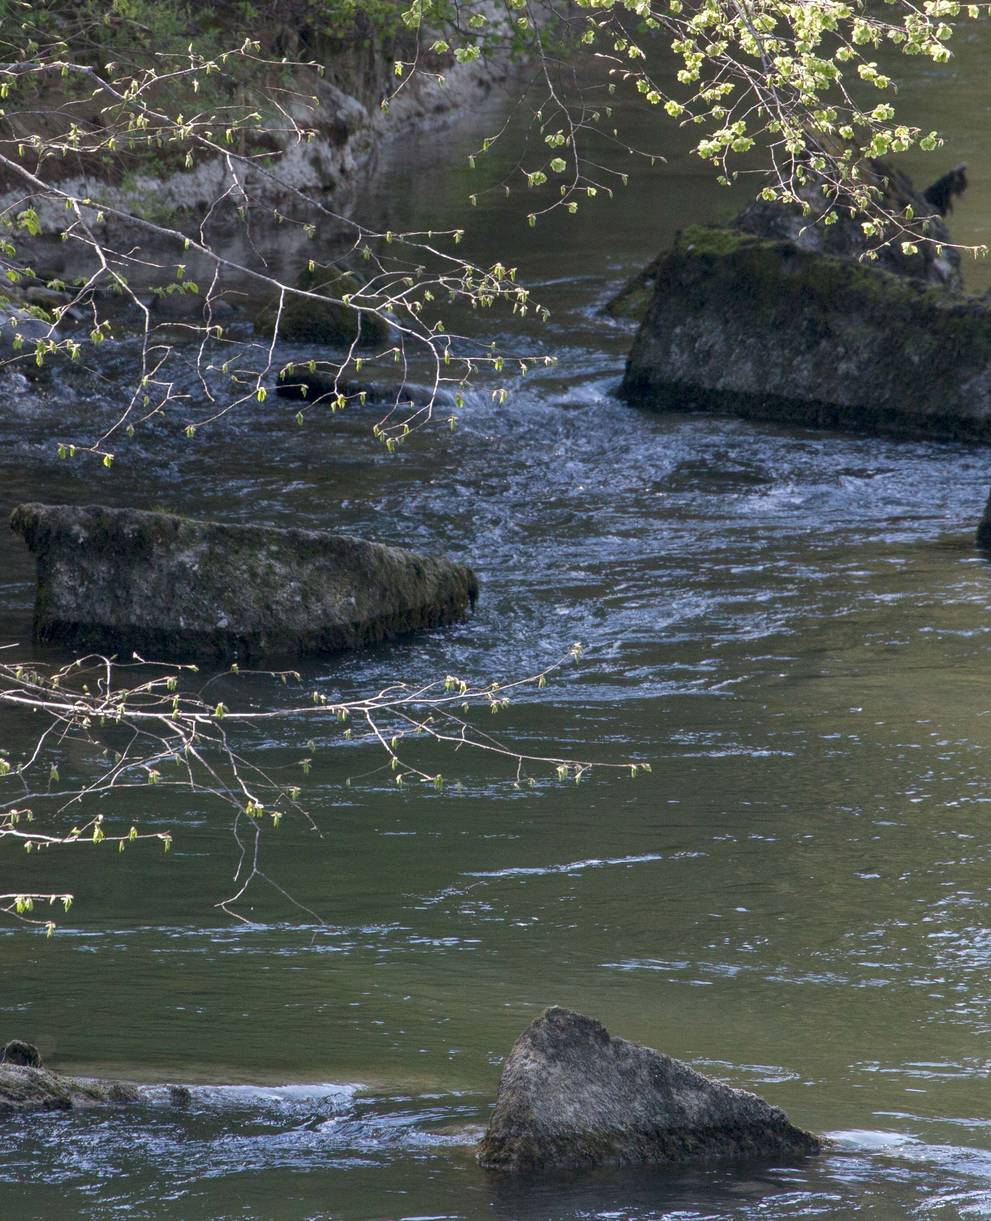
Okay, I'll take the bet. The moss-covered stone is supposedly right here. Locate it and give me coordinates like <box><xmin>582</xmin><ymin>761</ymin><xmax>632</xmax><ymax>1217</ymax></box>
<box><xmin>477</xmin><ymin>1007</ymin><xmax>822</xmax><ymax>1173</ymax></box>
<box><xmin>602</xmin><ymin>254</ymin><xmax>664</xmax><ymax>322</ymax></box>
<box><xmin>609</xmin><ymin>160</ymin><xmax>962</xmax><ymax>326</ymax></box>
<box><xmin>11</xmin><ymin>503</ymin><xmax>479</xmax><ymax>663</ymax></box>
<box><xmin>253</xmin><ymin>265</ymin><xmax>390</xmax><ymax>348</ymax></box>
<box><xmin>621</xmin><ymin>226</ymin><xmax>991</xmax><ymax>443</ymax></box>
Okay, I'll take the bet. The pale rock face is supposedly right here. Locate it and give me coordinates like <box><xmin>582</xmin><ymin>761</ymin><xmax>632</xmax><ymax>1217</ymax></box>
<box><xmin>477</xmin><ymin>1007</ymin><xmax>821</xmax><ymax>1173</ymax></box>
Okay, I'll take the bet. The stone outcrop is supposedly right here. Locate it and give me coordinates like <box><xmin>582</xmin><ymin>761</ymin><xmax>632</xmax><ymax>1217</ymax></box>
<box><xmin>0</xmin><ymin>1062</ymin><xmax>141</xmax><ymax>1110</ymax></box>
<box><xmin>733</xmin><ymin>159</ymin><xmax>963</xmax><ymax>290</ymax></box>
<box><xmin>476</xmin><ymin>1007</ymin><xmax>821</xmax><ymax>1173</ymax></box>
<box><xmin>0</xmin><ymin>1042</ymin><xmax>128</xmax><ymax>1110</ymax></box>
<box><xmin>620</xmin><ymin>226</ymin><xmax>991</xmax><ymax>444</ymax></box>
<box><xmin>0</xmin><ymin>1041</ymin><xmax>193</xmax><ymax>1111</ymax></box>
<box><xmin>0</xmin><ymin>27</ymin><xmax>514</xmax><ymax>256</ymax></box>
<box><xmin>606</xmin><ymin>160</ymin><xmax>965</xmax><ymax>323</ymax></box>
<box><xmin>11</xmin><ymin>503</ymin><xmax>479</xmax><ymax>662</ymax></box>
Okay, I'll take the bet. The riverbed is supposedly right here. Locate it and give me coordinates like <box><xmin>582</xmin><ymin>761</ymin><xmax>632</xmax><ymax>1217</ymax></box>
<box><xmin>3</xmin><ymin>31</ymin><xmax>991</xmax><ymax>1221</ymax></box>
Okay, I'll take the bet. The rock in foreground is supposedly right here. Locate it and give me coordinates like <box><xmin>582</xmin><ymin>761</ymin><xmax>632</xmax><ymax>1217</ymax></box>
<box><xmin>477</xmin><ymin>1007</ymin><xmax>821</xmax><ymax>1172</ymax></box>
<box><xmin>11</xmin><ymin>503</ymin><xmax>478</xmax><ymax>662</ymax></box>
<box><xmin>621</xmin><ymin>227</ymin><xmax>991</xmax><ymax>444</ymax></box>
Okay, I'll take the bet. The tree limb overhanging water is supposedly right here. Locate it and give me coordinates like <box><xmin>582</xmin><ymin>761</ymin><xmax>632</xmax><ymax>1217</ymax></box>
<box><xmin>0</xmin><ymin>0</ymin><xmax>985</xmax><ymax>928</ymax></box>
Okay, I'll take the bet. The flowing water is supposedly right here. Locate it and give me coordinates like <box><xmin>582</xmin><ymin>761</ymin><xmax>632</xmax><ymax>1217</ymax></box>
<box><xmin>3</xmin><ymin>30</ymin><xmax>991</xmax><ymax>1221</ymax></box>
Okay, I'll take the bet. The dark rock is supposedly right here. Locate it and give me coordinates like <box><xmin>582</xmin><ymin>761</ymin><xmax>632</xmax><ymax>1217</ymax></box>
<box><xmin>168</xmin><ymin>1084</ymin><xmax>192</xmax><ymax>1107</ymax></box>
<box><xmin>477</xmin><ymin>1007</ymin><xmax>821</xmax><ymax>1173</ymax></box>
<box><xmin>602</xmin><ymin>254</ymin><xmax>665</xmax><ymax>322</ymax></box>
<box><xmin>274</xmin><ymin>370</ymin><xmax>452</xmax><ymax>413</ymax></box>
<box><xmin>977</xmin><ymin>490</ymin><xmax>991</xmax><ymax>549</ymax></box>
<box><xmin>621</xmin><ymin>226</ymin><xmax>991</xmax><ymax>444</ymax></box>
<box><xmin>1</xmin><ymin>1040</ymin><xmax>42</xmax><ymax>1067</ymax></box>
<box><xmin>275</xmin><ymin>372</ymin><xmax>381</xmax><ymax>404</ymax></box>
<box><xmin>732</xmin><ymin>159</ymin><xmax>962</xmax><ymax>289</ymax></box>
<box><xmin>924</xmin><ymin>162</ymin><xmax>968</xmax><ymax>217</ymax></box>
<box><xmin>254</xmin><ymin>265</ymin><xmax>390</xmax><ymax>348</ymax></box>
<box><xmin>11</xmin><ymin>503</ymin><xmax>479</xmax><ymax>662</ymax></box>
<box><xmin>606</xmin><ymin>160</ymin><xmax>966</xmax><ymax>323</ymax></box>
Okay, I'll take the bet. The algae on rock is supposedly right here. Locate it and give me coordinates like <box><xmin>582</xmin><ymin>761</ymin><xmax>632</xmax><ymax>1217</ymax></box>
<box><xmin>606</xmin><ymin>159</ymin><xmax>965</xmax><ymax>324</ymax></box>
<box><xmin>0</xmin><ymin>1043</ymin><xmax>140</xmax><ymax>1111</ymax></box>
<box><xmin>253</xmin><ymin>265</ymin><xmax>390</xmax><ymax>348</ymax></box>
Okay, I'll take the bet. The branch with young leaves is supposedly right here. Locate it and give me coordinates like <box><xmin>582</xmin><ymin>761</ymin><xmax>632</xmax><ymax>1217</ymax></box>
<box><xmin>417</xmin><ymin>0</ymin><xmax>988</xmax><ymax>256</ymax></box>
<box><xmin>0</xmin><ymin>36</ymin><xmax>553</xmax><ymax>462</ymax></box>
<box><xmin>0</xmin><ymin>642</ymin><xmax>648</xmax><ymax>929</ymax></box>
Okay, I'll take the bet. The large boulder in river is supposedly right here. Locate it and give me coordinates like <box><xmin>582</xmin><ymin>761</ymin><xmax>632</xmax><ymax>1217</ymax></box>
<box><xmin>10</xmin><ymin>503</ymin><xmax>478</xmax><ymax>661</ymax></box>
<box><xmin>621</xmin><ymin>226</ymin><xmax>991</xmax><ymax>444</ymax></box>
<box><xmin>476</xmin><ymin>1007</ymin><xmax>821</xmax><ymax>1172</ymax></box>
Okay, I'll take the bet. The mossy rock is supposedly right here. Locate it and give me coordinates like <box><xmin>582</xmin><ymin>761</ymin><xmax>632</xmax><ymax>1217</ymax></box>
<box><xmin>0</xmin><ymin>1063</ymin><xmax>141</xmax><ymax>1110</ymax></box>
<box><xmin>621</xmin><ymin>225</ymin><xmax>991</xmax><ymax>444</ymax></box>
<box><xmin>11</xmin><ymin>502</ymin><xmax>479</xmax><ymax>662</ymax></box>
<box><xmin>602</xmin><ymin>254</ymin><xmax>663</xmax><ymax>322</ymax></box>
<box><xmin>254</xmin><ymin>265</ymin><xmax>389</xmax><ymax>348</ymax></box>
<box><xmin>732</xmin><ymin>157</ymin><xmax>962</xmax><ymax>289</ymax></box>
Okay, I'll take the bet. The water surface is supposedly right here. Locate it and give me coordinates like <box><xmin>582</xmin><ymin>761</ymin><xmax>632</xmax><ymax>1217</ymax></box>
<box><xmin>3</xmin><ymin>32</ymin><xmax>991</xmax><ymax>1221</ymax></box>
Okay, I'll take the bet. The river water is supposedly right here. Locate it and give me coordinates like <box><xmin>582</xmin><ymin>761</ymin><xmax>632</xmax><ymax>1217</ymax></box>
<box><xmin>4</xmin><ymin>30</ymin><xmax>991</xmax><ymax>1221</ymax></box>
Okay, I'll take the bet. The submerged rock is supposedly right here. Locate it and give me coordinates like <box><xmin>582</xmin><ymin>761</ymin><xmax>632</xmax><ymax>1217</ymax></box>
<box><xmin>0</xmin><ymin>1062</ymin><xmax>141</xmax><ymax>1111</ymax></box>
<box><xmin>11</xmin><ymin>503</ymin><xmax>479</xmax><ymax>662</ymax></box>
<box><xmin>477</xmin><ymin>1007</ymin><xmax>821</xmax><ymax>1173</ymax></box>
<box><xmin>621</xmin><ymin>226</ymin><xmax>991</xmax><ymax>444</ymax></box>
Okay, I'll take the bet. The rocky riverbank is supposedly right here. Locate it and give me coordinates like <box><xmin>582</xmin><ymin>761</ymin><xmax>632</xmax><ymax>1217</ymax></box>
<box><xmin>0</xmin><ymin>21</ymin><xmax>515</xmax><ymax>261</ymax></box>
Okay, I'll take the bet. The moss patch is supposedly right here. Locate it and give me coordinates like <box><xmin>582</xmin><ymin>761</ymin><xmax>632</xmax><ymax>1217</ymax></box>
<box><xmin>253</xmin><ymin>266</ymin><xmax>390</xmax><ymax>348</ymax></box>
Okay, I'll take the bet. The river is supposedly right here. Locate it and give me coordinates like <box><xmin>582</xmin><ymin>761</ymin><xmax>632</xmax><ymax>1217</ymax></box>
<box><xmin>3</xmin><ymin>29</ymin><xmax>991</xmax><ymax>1221</ymax></box>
